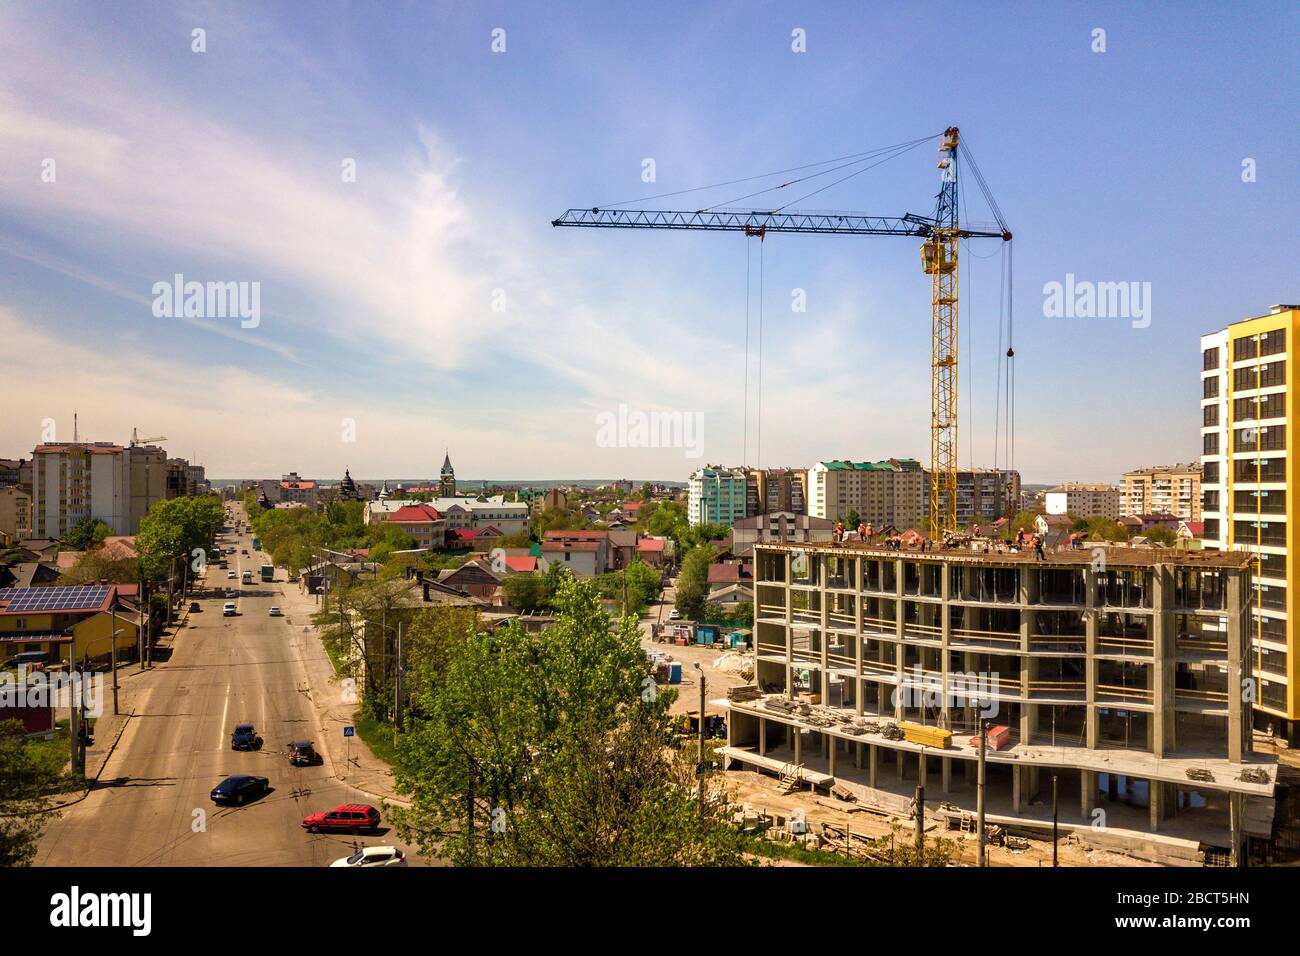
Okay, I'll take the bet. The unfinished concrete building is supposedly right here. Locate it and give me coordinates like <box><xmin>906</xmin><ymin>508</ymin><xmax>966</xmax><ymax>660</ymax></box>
<box><xmin>721</xmin><ymin>542</ymin><xmax>1277</xmax><ymax>863</ymax></box>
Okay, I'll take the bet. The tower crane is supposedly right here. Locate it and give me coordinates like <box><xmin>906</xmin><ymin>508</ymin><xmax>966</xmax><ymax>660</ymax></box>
<box><xmin>552</xmin><ymin>127</ymin><xmax>1012</xmax><ymax>537</ymax></box>
<box><xmin>130</xmin><ymin>427</ymin><xmax>167</xmax><ymax>447</ymax></box>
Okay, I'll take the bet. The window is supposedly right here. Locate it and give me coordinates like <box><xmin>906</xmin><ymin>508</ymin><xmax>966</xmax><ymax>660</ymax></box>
<box><xmin>1203</xmin><ymin>405</ymin><xmax>1219</xmax><ymax>426</ymax></box>
<box><xmin>1235</xmin><ymin>457</ymin><xmax>1286</xmax><ymax>482</ymax></box>
<box><xmin>1203</xmin><ymin>433</ymin><xmax>1219</xmax><ymax>455</ymax></box>
<box><xmin>1259</xmin><ymin>361</ymin><xmax>1286</xmax><ymax>388</ymax></box>
<box><xmin>1234</xmin><ymin>367</ymin><xmax>1258</xmax><ymax>391</ymax></box>
<box><xmin>1202</xmin><ymin>490</ymin><xmax>1219</xmax><ymax>512</ymax></box>
<box><xmin>1202</xmin><ymin>461</ymin><xmax>1219</xmax><ymax>484</ymax></box>
<box><xmin>1203</xmin><ymin>376</ymin><xmax>1219</xmax><ymax>399</ymax></box>
<box><xmin>1261</xmin><ymin>328</ymin><xmax>1286</xmax><ymax>357</ymax></box>
<box><xmin>1234</xmin><ymin>337</ymin><xmax>1258</xmax><ymax>361</ymax></box>
<box><xmin>1203</xmin><ymin>347</ymin><xmax>1219</xmax><ymax>371</ymax></box>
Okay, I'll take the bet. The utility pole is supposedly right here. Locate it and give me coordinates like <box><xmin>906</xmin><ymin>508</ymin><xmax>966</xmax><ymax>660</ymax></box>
<box><xmin>697</xmin><ymin>666</ymin><xmax>707</xmax><ymax>814</ymax></box>
<box><xmin>110</xmin><ymin>605</ymin><xmax>120</xmax><ymax>716</ymax></box>
<box><xmin>977</xmin><ymin>717</ymin><xmax>987</xmax><ymax>867</ymax></box>
<box><xmin>68</xmin><ymin>632</ymin><xmax>80</xmax><ymax>775</ymax></box>
<box><xmin>393</xmin><ymin>620</ymin><xmax>405</xmax><ymax>740</ymax></box>
<box><xmin>1052</xmin><ymin>773</ymin><xmax>1059</xmax><ymax>867</ymax></box>
<box><xmin>914</xmin><ymin>780</ymin><xmax>925</xmax><ymax>865</ymax></box>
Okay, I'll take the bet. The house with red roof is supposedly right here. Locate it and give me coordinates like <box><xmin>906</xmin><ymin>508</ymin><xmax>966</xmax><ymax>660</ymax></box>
<box><xmin>541</xmin><ymin>530</ymin><xmax>609</xmax><ymax>578</ymax></box>
<box><xmin>387</xmin><ymin>504</ymin><xmax>446</xmax><ymax>551</ymax></box>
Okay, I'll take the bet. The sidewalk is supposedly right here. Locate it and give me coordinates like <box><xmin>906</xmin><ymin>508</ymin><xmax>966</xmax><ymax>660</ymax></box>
<box><xmin>273</xmin><ymin>573</ymin><xmax>407</xmax><ymax>806</ymax></box>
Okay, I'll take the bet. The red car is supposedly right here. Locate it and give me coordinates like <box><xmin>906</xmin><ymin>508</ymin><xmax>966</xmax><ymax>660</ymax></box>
<box><xmin>301</xmin><ymin>804</ymin><xmax>381</xmax><ymax>834</ymax></box>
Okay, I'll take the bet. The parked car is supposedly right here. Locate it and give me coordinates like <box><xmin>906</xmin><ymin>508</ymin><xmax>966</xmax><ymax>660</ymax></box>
<box><xmin>223</xmin><ymin>602</ymin><xmax>237</xmax><ymax>616</ymax></box>
<box><xmin>231</xmin><ymin>723</ymin><xmax>263</xmax><ymax>751</ymax></box>
<box><xmin>210</xmin><ymin>774</ymin><xmax>269</xmax><ymax>805</ymax></box>
<box><xmin>4</xmin><ymin>650</ymin><xmax>51</xmax><ymax>670</ymax></box>
<box><xmin>189</xmin><ymin>601</ymin><xmax>201</xmax><ymax>612</ymax></box>
<box><xmin>330</xmin><ymin>846</ymin><xmax>407</xmax><ymax>868</ymax></box>
<box><xmin>669</xmin><ymin>609</ymin><xmax>681</xmax><ymax>620</ymax></box>
<box><xmin>269</xmin><ymin>606</ymin><xmax>283</xmax><ymax>617</ymax></box>
<box><xmin>227</xmin><ymin>570</ymin><xmax>236</xmax><ymax>579</ymax></box>
<box><xmin>288</xmin><ymin>740</ymin><xmax>322</xmax><ymax>767</ymax></box>
<box><xmin>301</xmin><ymin>804</ymin><xmax>381</xmax><ymax>834</ymax></box>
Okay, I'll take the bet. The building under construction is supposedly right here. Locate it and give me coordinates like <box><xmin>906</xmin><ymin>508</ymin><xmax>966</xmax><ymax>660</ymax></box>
<box><xmin>720</xmin><ymin>541</ymin><xmax>1277</xmax><ymax>864</ymax></box>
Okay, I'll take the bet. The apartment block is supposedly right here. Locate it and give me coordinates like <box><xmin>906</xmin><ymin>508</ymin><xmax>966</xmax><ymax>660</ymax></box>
<box><xmin>32</xmin><ymin>442</ymin><xmax>165</xmax><ymax>537</ymax></box>
<box><xmin>1122</xmin><ymin>464</ymin><xmax>1202</xmax><ymax>522</ymax></box>
<box><xmin>723</xmin><ymin>541</ymin><xmax>1273</xmax><ymax>861</ymax></box>
<box><xmin>1201</xmin><ymin>304</ymin><xmax>1298</xmax><ymax>735</ymax></box>
<box><xmin>688</xmin><ymin>466</ymin><xmax>748</xmax><ymax>526</ymax></box>
<box><xmin>921</xmin><ymin>467</ymin><xmax>1021</xmax><ymax>527</ymax></box>
<box><xmin>808</xmin><ymin>459</ymin><xmax>925</xmax><ymax>528</ymax></box>
<box><xmin>753</xmin><ymin>467</ymin><xmax>807</xmax><ymax>515</ymax></box>
<box><xmin>1045</xmin><ymin>482</ymin><xmax>1122</xmax><ymax>520</ymax></box>
<box><xmin>0</xmin><ymin>486</ymin><xmax>32</xmax><ymax>543</ymax></box>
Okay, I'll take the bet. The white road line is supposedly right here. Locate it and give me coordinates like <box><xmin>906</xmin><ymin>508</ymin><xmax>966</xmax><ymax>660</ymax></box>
<box><xmin>218</xmin><ymin>681</ymin><xmax>231</xmax><ymax>751</ymax></box>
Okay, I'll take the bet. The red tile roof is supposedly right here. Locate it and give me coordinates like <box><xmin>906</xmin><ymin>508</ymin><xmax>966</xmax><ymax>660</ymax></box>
<box><xmin>543</xmin><ymin>529</ymin><xmax>607</xmax><ymax>540</ymax></box>
<box><xmin>707</xmin><ymin>563</ymin><xmax>752</xmax><ymax>584</ymax></box>
<box><xmin>504</xmin><ymin>556</ymin><xmax>538</xmax><ymax>572</ymax></box>
<box><xmin>389</xmin><ymin>504</ymin><xmax>442</xmax><ymax>523</ymax></box>
<box><xmin>541</xmin><ymin>542</ymin><xmax>599</xmax><ymax>552</ymax></box>
<box><xmin>637</xmin><ymin>538</ymin><xmax>666</xmax><ymax>552</ymax></box>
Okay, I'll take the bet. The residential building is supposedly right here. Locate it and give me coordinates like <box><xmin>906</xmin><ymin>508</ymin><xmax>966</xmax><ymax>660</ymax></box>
<box><xmin>1201</xmin><ymin>304</ymin><xmax>1299</xmax><ymax>736</ymax></box>
<box><xmin>366</xmin><ymin>495</ymin><xmax>528</xmax><ymax>535</ymax></box>
<box><xmin>279</xmin><ymin>472</ymin><xmax>318</xmax><ymax>509</ymax></box>
<box><xmin>0</xmin><ymin>486</ymin><xmax>32</xmax><ymax>544</ymax></box>
<box><xmin>730</xmin><ymin>541</ymin><xmax>1271</xmax><ymax>861</ymax></box>
<box><xmin>31</xmin><ymin>441</ymin><xmax>165</xmax><ymax>537</ymax></box>
<box><xmin>1044</xmin><ymin>482</ymin><xmax>1121</xmax><ymax>521</ymax></box>
<box><xmin>750</xmin><ymin>467</ymin><xmax>807</xmax><ymax>515</ymax></box>
<box><xmin>386</xmin><ymin>504</ymin><xmax>447</xmax><ymax>551</ymax></box>
<box><xmin>924</xmin><ymin>467</ymin><xmax>1022</xmax><ymax>527</ymax></box>
<box><xmin>0</xmin><ymin>458</ymin><xmax>31</xmax><ymax>488</ymax></box>
<box><xmin>732</xmin><ymin>511</ymin><xmax>836</xmax><ymax>556</ymax></box>
<box><xmin>808</xmin><ymin>458</ymin><xmax>925</xmax><ymax>528</ymax></box>
<box><xmin>540</xmin><ymin>530</ymin><xmax>609</xmax><ymax>578</ymax></box>
<box><xmin>688</xmin><ymin>466</ymin><xmax>748</xmax><ymax>527</ymax></box>
<box><xmin>1122</xmin><ymin>464</ymin><xmax>1202</xmax><ymax>522</ymax></box>
<box><xmin>0</xmin><ymin>583</ymin><xmax>141</xmax><ymax>666</ymax></box>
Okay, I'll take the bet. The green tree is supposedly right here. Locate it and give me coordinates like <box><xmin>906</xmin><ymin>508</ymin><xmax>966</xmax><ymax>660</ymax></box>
<box><xmin>136</xmin><ymin>496</ymin><xmax>224</xmax><ymax>581</ymax></box>
<box><xmin>391</xmin><ymin>577</ymin><xmax>743</xmax><ymax>866</ymax></box>
<box><xmin>675</xmin><ymin>544</ymin><xmax>714</xmax><ymax>620</ymax></box>
<box><xmin>0</xmin><ymin>720</ymin><xmax>70</xmax><ymax>866</ymax></box>
<box><xmin>1142</xmin><ymin>524</ymin><xmax>1178</xmax><ymax>547</ymax></box>
<box><xmin>501</xmin><ymin>573</ymin><xmax>549</xmax><ymax>612</ymax></box>
<box><xmin>60</xmin><ymin>550</ymin><xmax>138</xmax><ymax>585</ymax></box>
<box><xmin>63</xmin><ymin>516</ymin><xmax>112</xmax><ymax>550</ymax></box>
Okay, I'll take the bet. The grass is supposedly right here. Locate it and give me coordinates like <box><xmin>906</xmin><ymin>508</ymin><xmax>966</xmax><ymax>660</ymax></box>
<box><xmin>735</xmin><ymin>831</ymin><xmax>871</xmax><ymax>867</ymax></box>
<box><xmin>353</xmin><ymin>712</ymin><xmax>403</xmax><ymax>769</ymax></box>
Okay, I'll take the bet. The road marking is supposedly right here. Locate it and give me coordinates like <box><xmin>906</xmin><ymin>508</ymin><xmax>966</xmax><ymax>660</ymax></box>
<box><xmin>218</xmin><ymin>681</ymin><xmax>231</xmax><ymax>751</ymax></box>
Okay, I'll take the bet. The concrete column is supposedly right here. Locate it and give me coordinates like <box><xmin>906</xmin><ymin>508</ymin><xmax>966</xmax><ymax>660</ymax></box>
<box><xmin>1080</xmin><ymin>769</ymin><xmax>1094</xmax><ymax>820</ymax></box>
<box><xmin>855</xmin><ymin>740</ymin><xmax>862</xmax><ymax>769</ymax></box>
<box><xmin>1149</xmin><ymin>777</ymin><xmax>1161</xmax><ymax>832</ymax></box>
<box><xmin>939</xmin><ymin>557</ymin><xmax>952</xmax><ymax>730</ymax></box>
<box><xmin>759</xmin><ymin>717</ymin><xmax>767</xmax><ymax>757</ymax></box>
<box><xmin>820</xmin><ymin>556</ymin><xmax>830</xmax><ymax>702</ymax></box>
<box><xmin>1151</xmin><ymin>565</ymin><xmax>1172</xmax><ymax>758</ymax></box>
<box><xmin>1012</xmin><ymin>764</ymin><xmax>1022</xmax><ymax>813</ymax></box>
<box><xmin>855</xmin><ymin>557</ymin><xmax>865</xmax><ymax>718</ymax></box>
<box><xmin>784</xmin><ymin>552</ymin><xmax>794</xmax><ymax>699</ymax></box>
<box><xmin>1226</xmin><ymin>570</ymin><xmax>1246</xmax><ymax>762</ymax></box>
<box><xmin>942</xmin><ymin>756</ymin><xmax>951</xmax><ymax>794</ymax></box>
<box><xmin>794</xmin><ymin>726</ymin><xmax>801</xmax><ymax>766</ymax></box>
<box><xmin>1019</xmin><ymin>565</ymin><xmax>1034</xmax><ymax>745</ymax></box>
<box><xmin>869</xmin><ymin>744</ymin><xmax>878</xmax><ymax>788</ymax></box>
<box><xmin>1084</xmin><ymin>566</ymin><xmax>1100</xmax><ymax>750</ymax></box>
<box><xmin>828</xmin><ymin>735</ymin><xmax>836</xmax><ymax>776</ymax></box>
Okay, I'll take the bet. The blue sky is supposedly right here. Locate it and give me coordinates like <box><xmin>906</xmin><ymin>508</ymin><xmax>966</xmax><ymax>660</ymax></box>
<box><xmin>1</xmin><ymin>0</ymin><xmax>1296</xmax><ymax>482</ymax></box>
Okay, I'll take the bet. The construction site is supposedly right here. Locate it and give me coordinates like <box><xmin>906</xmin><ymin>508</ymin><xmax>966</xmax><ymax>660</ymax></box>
<box><xmin>713</xmin><ymin>541</ymin><xmax>1279</xmax><ymax>866</ymax></box>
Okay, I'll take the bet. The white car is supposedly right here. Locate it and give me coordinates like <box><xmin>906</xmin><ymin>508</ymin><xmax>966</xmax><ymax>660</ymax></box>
<box><xmin>227</xmin><ymin>570</ymin><xmax>236</xmax><ymax>579</ymax></box>
<box><xmin>269</xmin><ymin>606</ymin><xmax>282</xmax><ymax>617</ymax></box>
<box><xmin>669</xmin><ymin>609</ymin><xmax>681</xmax><ymax>620</ymax></box>
<box><xmin>330</xmin><ymin>846</ymin><xmax>407</xmax><ymax>868</ymax></box>
<box><xmin>223</xmin><ymin>602</ymin><xmax>237</xmax><ymax>616</ymax></box>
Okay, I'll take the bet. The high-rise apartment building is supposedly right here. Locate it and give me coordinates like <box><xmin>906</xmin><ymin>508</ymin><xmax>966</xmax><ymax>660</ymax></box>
<box><xmin>1044</xmin><ymin>482</ymin><xmax>1122</xmax><ymax>520</ymax></box>
<box><xmin>808</xmin><ymin>459</ymin><xmax>926</xmax><ymax>528</ymax></box>
<box><xmin>31</xmin><ymin>441</ymin><xmax>166</xmax><ymax>537</ymax></box>
<box><xmin>753</xmin><ymin>467</ymin><xmax>807</xmax><ymax>515</ymax></box>
<box><xmin>921</xmin><ymin>467</ymin><xmax>1022</xmax><ymax>527</ymax></box>
<box><xmin>687</xmin><ymin>465</ymin><xmax>748</xmax><ymax>526</ymax></box>
<box><xmin>1121</xmin><ymin>464</ymin><xmax>1202</xmax><ymax>521</ymax></box>
<box><xmin>1201</xmin><ymin>304</ymin><xmax>1298</xmax><ymax>735</ymax></box>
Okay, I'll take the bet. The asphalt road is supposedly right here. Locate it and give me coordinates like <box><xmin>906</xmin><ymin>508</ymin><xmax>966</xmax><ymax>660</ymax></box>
<box><xmin>37</xmin><ymin>505</ymin><xmax>421</xmax><ymax>867</ymax></box>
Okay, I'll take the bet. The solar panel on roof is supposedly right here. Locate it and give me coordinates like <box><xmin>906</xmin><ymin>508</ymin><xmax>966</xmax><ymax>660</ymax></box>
<box><xmin>3</xmin><ymin>584</ymin><xmax>112</xmax><ymax>614</ymax></box>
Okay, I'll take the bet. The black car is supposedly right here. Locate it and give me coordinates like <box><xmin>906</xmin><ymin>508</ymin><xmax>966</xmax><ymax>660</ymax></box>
<box><xmin>210</xmin><ymin>774</ymin><xmax>269</xmax><ymax>805</ymax></box>
<box><xmin>288</xmin><ymin>740</ymin><xmax>322</xmax><ymax>767</ymax></box>
<box><xmin>189</xmin><ymin>601</ymin><xmax>201</xmax><ymax>612</ymax></box>
<box><xmin>230</xmin><ymin>723</ymin><xmax>263</xmax><ymax>751</ymax></box>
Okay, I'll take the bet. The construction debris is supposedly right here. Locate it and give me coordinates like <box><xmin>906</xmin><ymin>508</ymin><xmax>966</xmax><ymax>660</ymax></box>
<box><xmin>1239</xmin><ymin>767</ymin><xmax>1270</xmax><ymax>785</ymax></box>
<box><xmin>1186</xmin><ymin>767</ymin><xmax>1216</xmax><ymax>783</ymax></box>
<box><xmin>727</xmin><ymin>684</ymin><xmax>762</xmax><ymax>703</ymax></box>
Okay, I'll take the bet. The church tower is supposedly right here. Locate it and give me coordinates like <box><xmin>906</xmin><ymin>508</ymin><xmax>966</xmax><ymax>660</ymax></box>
<box><xmin>440</xmin><ymin>449</ymin><xmax>456</xmax><ymax>497</ymax></box>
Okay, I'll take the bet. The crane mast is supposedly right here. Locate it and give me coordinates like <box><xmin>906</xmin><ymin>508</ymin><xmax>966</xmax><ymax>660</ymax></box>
<box><xmin>553</xmin><ymin>126</ymin><xmax>1010</xmax><ymax>537</ymax></box>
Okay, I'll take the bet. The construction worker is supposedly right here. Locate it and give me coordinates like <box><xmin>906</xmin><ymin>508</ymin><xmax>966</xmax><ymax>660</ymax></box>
<box><xmin>1034</xmin><ymin>535</ymin><xmax>1045</xmax><ymax>561</ymax></box>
